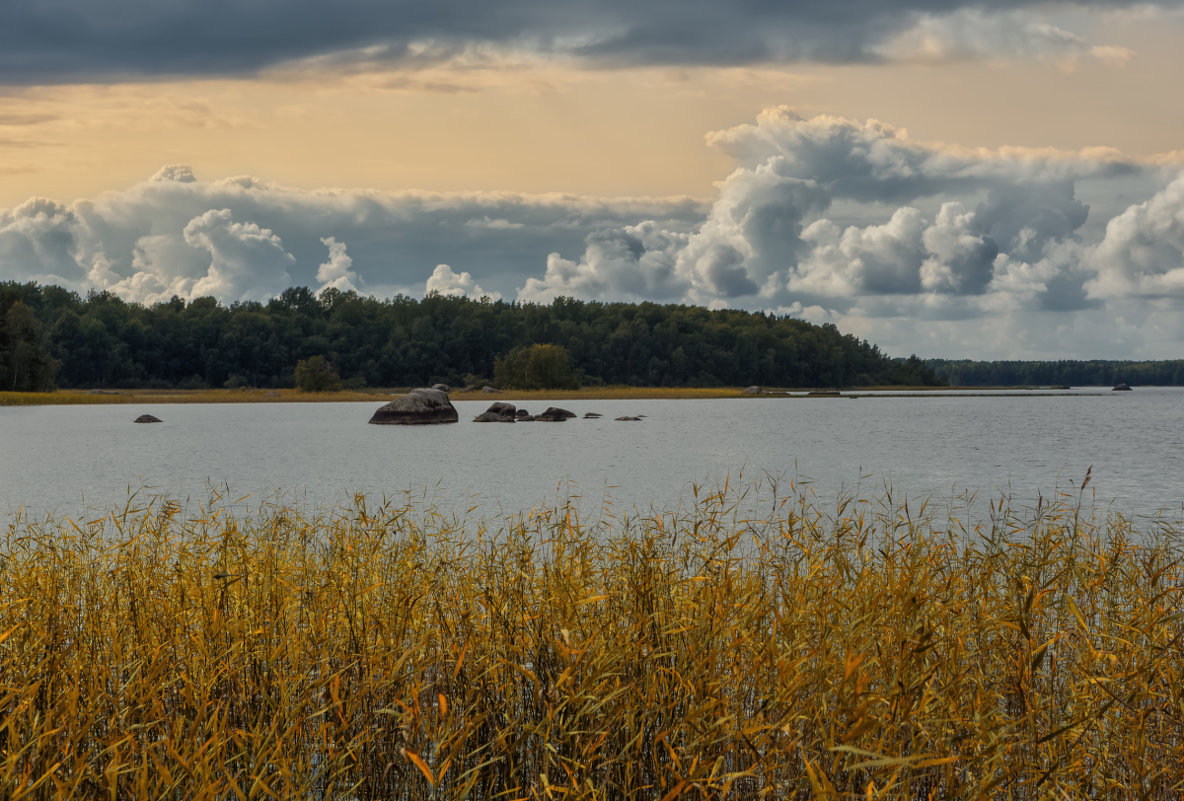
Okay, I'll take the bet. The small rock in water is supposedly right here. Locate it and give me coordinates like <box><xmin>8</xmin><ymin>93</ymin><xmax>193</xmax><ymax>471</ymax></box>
<box><xmin>583</xmin><ymin>412</ymin><xmax>602</xmax><ymax>419</ymax></box>
<box><xmin>534</xmin><ymin>407</ymin><xmax>576</xmax><ymax>422</ymax></box>
<box><xmin>134</xmin><ymin>414</ymin><xmax>163</xmax><ymax>423</ymax></box>
<box><xmin>1112</xmin><ymin>383</ymin><xmax>1132</xmax><ymax>391</ymax></box>
<box><xmin>615</xmin><ymin>416</ymin><xmax>642</xmax><ymax>422</ymax></box>
<box><xmin>474</xmin><ymin>401</ymin><xmax>517</xmax><ymax>422</ymax></box>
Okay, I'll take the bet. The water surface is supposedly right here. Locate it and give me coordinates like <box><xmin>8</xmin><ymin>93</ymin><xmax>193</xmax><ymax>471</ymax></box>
<box><xmin>2</xmin><ymin>389</ymin><xmax>1180</xmax><ymax>520</ymax></box>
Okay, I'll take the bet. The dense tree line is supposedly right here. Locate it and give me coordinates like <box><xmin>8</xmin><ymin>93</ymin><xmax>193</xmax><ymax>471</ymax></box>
<box><xmin>928</xmin><ymin>359</ymin><xmax>1184</xmax><ymax>387</ymax></box>
<box><xmin>0</xmin><ymin>281</ymin><xmax>942</xmax><ymax>390</ymax></box>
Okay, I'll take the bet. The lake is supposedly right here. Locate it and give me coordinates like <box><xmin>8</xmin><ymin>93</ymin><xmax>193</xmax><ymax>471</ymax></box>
<box><xmin>2</xmin><ymin>388</ymin><xmax>1181</xmax><ymax>522</ymax></box>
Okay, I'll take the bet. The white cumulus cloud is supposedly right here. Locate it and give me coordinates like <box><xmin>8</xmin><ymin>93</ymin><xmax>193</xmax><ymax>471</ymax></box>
<box><xmin>4</xmin><ymin>106</ymin><xmax>1184</xmax><ymax>358</ymax></box>
<box><xmin>425</xmin><ymin>264</ymin><xmax>501</xmax><ymax>300</ymax></box>
<box><xmin>1087</xmin><ymin>174</ymin><xmax>1184</xmax><ymax>298</ymax></box>
<box><xmin>316</xmin><ymin>236</ymin><xmax>360</xmax><ymax>294</ymax></box>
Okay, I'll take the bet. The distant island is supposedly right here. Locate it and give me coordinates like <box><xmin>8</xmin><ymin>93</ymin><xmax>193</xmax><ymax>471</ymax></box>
<box><xmin>0</xmin><ymin>282</ymin><xmax>940</xmax><ymax>392</ymax></box>
<box><xmin>3</xmin><ymin>281</ymin><xmax>1176</xmax><ymax>394</ymax></box>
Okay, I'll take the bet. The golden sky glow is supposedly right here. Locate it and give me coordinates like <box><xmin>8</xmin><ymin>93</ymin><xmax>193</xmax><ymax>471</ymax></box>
<box><xmin>2</xmin><ymin>14</ymin><xmax>1182</xmax><ymax>209</ymax></box>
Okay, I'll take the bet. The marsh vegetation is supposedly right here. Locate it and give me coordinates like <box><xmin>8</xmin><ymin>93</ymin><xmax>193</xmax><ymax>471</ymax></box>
<box><xmin>2</xmin><ymin>480</ymin><xmax>1183</xmax><ymax>798</ymax></box>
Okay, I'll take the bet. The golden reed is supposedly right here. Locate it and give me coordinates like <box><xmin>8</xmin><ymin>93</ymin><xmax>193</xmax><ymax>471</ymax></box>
<box><xmin>2</xmin><ymin>478</ymin><xmax>1182</xmax><ymax>799</ymax></box>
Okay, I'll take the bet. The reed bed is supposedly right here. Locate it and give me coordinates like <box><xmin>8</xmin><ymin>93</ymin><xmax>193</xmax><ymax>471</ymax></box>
<box><xmin>449</xmin><ymin>387</ymin><xmax>745</xmax><ymax>402</ymax></box>
<box><xmin>2</xmin><ymin>481</ymin><xmax>1183</xmax><ymax>799</ymax></box>
<box><xmin>0</xmin><ymin>391</ymin><xmax>133</xmax><ymax>407</ymax></box>
<box><xmin>0</xmin><ymin>389</ymin><xmax>392</xmax><ymax>407</ymax></box>
<box><xmin>0</xmin><ymin>386</ymin><xmax>742</xmax><ymax>407</ymax></box>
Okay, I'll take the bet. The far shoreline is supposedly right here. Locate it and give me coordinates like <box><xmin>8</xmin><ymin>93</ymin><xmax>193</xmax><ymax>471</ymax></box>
<box><xmin>0</xmin><ymin>384</ymin><xmax>1121</xmax><ymax>406</ymax></box>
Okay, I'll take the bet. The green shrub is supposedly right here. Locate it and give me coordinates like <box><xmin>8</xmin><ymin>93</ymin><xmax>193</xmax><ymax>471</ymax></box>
<box><xmin>494</xmin><ymin>343</ymin><xmax>580</xmax><ymax>389</ymax></box>
<box><xmin>294</xmin><ymin>355</ymin><xmax>342</xmax><ymax>392</ymax></box>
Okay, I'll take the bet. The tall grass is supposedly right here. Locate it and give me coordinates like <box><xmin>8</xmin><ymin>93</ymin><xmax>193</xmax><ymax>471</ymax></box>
<box><xmin>2</xmin><ymin>481</ymin><xmax>1183</xmax><ymax>799</ymax></box>
<box><xmin>0</xmin><ymin>386</ymin><xmax>746</xmax><ymax>407</ymax></box>
<box><xmin>0</xmin><ymin>389</ymin><xmax>393</xmax><ymax>407</ymax></box>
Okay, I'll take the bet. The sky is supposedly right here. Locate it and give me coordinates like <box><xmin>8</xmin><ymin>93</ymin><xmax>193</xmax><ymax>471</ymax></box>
<box><xmin>2</xmin><ymin>1</ymin><xmax>1184</xmax><ymax>359</ymax></box>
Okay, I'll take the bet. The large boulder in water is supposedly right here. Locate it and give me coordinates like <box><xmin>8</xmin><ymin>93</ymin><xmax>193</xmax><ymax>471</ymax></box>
<box><xmin>534</xmin><ymin>406</ymin><xmax>576</xmax><ymax>422</ymax></box>
<box><xmin>474</xmin><ymin>401</ymin><xmax>517</xmax><ymax>422</ymax></box>
<box><xmin>369</xmin><ymin>388</ymin><xmax>459</xmax><ymax>425</ymax></box>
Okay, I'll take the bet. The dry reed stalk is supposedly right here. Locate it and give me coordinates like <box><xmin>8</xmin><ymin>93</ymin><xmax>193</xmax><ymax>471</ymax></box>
<box><xmin>1</xmin><ymin>483</ymin><xmax>1182</xmax><ymax>799</ymax></box>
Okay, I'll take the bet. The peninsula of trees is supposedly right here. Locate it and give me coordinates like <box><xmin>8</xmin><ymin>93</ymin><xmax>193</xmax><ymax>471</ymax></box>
<box><xmin>0</xmin><ymin>282</ymin><xmax>940</xmax><ymax>391</ymax></box>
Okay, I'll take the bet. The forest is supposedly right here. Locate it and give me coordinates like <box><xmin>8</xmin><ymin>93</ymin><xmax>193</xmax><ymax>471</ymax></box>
<box><xmin>927</xmin><ymin>359</ymin><xmax>1184</xmax><ymax>387</ymax></box>
<box><xmin>0</xmin><ymin>281</ymin><xmax>941</xmax><ymax>391</ymax></box>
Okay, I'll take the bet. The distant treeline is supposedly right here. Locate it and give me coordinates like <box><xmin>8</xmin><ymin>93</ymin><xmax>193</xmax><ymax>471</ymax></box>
<box><xmin>0</xmin><ymin>282</ymin><xmax>942</xmax><ymax>391</ymax></box>
<box><xmin>928</xmin><ymin>359</ymin><xmax>1184</xmax><ymax>387</ymax></box>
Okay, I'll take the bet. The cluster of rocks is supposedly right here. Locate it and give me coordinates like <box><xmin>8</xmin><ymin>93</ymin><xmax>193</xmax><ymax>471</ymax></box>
<box><xmin>367</xmin><ymin>388</ymin><xmax>647</xmax><ymax>425</ymax></box>
<box><xmin>473</xmin><ymin>402</ymin><xmax>576</xmax><ymax>422</ymax></box>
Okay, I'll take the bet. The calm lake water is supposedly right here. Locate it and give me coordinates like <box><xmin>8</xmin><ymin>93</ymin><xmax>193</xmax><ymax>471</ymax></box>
<box><xmin>2</xmin><ymin>388</ymin><xmax>1181</xmax><ymax>522</ymax></box>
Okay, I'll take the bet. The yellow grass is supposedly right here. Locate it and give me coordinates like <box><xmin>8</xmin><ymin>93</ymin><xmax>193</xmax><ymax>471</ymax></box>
<box><xmin>450</xmin><ymin>386</ymin><xmax>746</xmax><ymax>402</ymax></box>
<box><xmin>0</xmin><ymin>386</ymin><xmax>746</xmax><ymax>406</ymax></box>
<box><xmin>0</xmin><ymin>388</ymin><xmax>393</xmax><ymax>406</ymax></box>
<box><xmin>3</xmin><ymin>482</ymin><xmax>1183</xmax><ymax>798</ymax></box>
<box><xmin>0</xmin><ymin>385</ymin><xmax>1050</xmax><ymax>406</ymax></box>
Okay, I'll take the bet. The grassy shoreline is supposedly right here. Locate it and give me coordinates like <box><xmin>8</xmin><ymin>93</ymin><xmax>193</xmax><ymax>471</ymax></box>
<box><xmin>0</xmin><ymin>384</ymin><xmax>1100</xmax><ymax>406</ymax></box>
<box><xmin>3</xmin><ymin>485</ymin><xmax>1183</xmax><ymax>797</ymax></box>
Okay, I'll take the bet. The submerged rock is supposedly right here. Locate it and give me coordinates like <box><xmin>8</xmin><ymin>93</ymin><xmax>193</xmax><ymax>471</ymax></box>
<box><xmin>134</xmin><ymin>414</ymin><xmax>163</xmax><ymax>423</ymax></box>
<box><xmin>583</xmin><ymin>412</ymin><xmax>602</xmax><ymax>419</ymax></box>
<box><xmin>615</xmin><ymin>416</ymin><xmax>642</xmax><ymax>421</ymax></box>
<box><xmin>534</xmin><ymin>407</ymin><xmax>576</xmax><ymax>422</ymax></box>
<box><xmin>368</xmin><ymin>388</ymin><xmax>459</xmax><ymax>425</ymax></box>
<box><xmin>474</xmin><ymin>401</ymin><xmax>517</xmax><ymax>422</ymax></box>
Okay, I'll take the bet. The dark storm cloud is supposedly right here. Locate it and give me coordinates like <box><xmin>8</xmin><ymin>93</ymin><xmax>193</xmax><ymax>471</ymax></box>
<box><xmin>0</xmin><ymin>0</ymin><xmax>1173</xmax><ymax>84</ymax></box>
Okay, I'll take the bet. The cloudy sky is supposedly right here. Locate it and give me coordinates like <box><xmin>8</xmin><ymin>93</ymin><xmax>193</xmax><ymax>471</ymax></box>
<box><xmin>2</xmin><ymin>0</ymin><xmax>1184</xmax><ymax>358</ymax></box>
